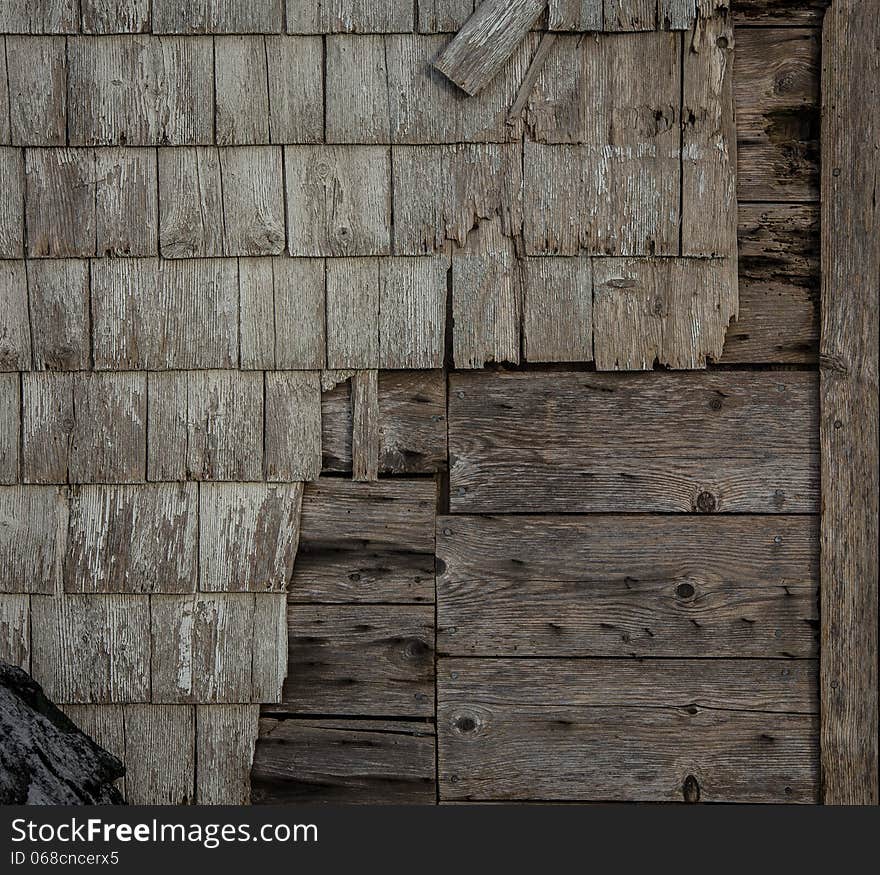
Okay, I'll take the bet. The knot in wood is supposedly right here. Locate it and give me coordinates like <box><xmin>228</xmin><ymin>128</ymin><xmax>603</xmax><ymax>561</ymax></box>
<box><xmin>683</xmin><ymin>774</ymin><xmax>701</xmax><ymax>803</ymax></box>
<box><xmin>696</xmin><ymin>491</ymin><xmax>717</xmax><ymax>513</ymax></box>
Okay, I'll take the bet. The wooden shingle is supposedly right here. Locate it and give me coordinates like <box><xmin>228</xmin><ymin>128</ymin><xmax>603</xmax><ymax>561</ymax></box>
<box><xmin>80</xmin><ymin>1</ymin><xmax>151</xmax><ymax>33</ymax></box>
<box><xmin>287</xmin><ymin>0</ymin><xmax>414</xmax><ymax>34</ymax></box>
<box><xmin>0</xmin><ymin>486</ymin><xmax>65</xmax><ymax>594</ymax></box>
<box><xmin>0</xmin><ymin>262</ymin><xmax>31</xmax><ymax>371</ymax></box>
<box><xmin>251</xmin><ymin>594</ymin><xmax>288</xmax><ymax>702</ymax></box>
<box><xmin>605</xmin><ymin>0</ymin><xmax>657</xmax><ymax>31</ymax></box>
<box><xmin>152</xmin><ymin>0</ymin><xmax>283</xmax><ymax>33</ymax></box>
<box><xmin>215</xmin><ymin>36</ymin><xmax>270</xmax><ymax>146</ymax></box>
<box><xmin>0</xmin><ymin>595</ymin><xmax>30</xmax><ymax>671</ymax></box>
<box><xmin>326</xmin><ymin>259</ymin><xmax>380</xmax><ymax>369</ymax></box>
<box><xmin>95</xmin><ymin>148</ymin><xmax>159</xmax><ymax>257</ymax></box>
<box><xmin>419</xmin><ymin>1</ymin><xmax>477</xmax><ymax>33</ymax></box>
<box><xmin>272</xmin><ymin>257</ymin><xmax>327</xmax><ymax>369</ymax></box>
<box><xmin>659</xmin><ymin>0</ymin><xmax>697</xmax><ymax>29</ymax></box>
<box><xmin>0</xmin><ymin>148</ymin><xmax>24</xmax><ymax>257</ymax></box>
<box><xmin>264</xmin><ymin>372</ymin><xmax>323</xmax><ymax>481</ymax></box>
<box><xmin>548</xmin><ymin>0</ymin><xmax>603</xmax><ymax>30</ymax></box>
<box><xmin>196</xmin><ymin>706</ymin><xmax>260</xmax><ymax>804</ymax></box>
<box><xmin>0</xmin><ymin>374</ymin><xmax>19</xmax><ymax>484</ymax></box>
<box><xmin>5</xmin><ymin>36</ymin><xmax>67</xmax><ymax>146</ymax></box>
<box><xmin>0</xmin><ymin>1</ymin><xmax>79</xmax><ymax>33</ymax></box>
<box><xmin>352</xmin><ymin>370</ymin><xmax>380</xmax><ymax>482</ymax></box>
<box><xmin>0</xmin><ymin>42</ymin><xmax>8</xmax><ymax>144</ymax></box>
<box><xmin>20</xmin><ymin>373</ymin><xmax>72</xmax><ymax>484</ymax></box>
<box><xmin>265</xmin><ymin>36</ymin><xmax>324</xmax><ymax>144</ymax></box>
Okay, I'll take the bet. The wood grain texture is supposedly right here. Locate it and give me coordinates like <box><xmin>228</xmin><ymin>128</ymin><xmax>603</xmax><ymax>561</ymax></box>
<box><xmin>0</xmin><ymin>486</ymin><xmax>65</xmax><ymax>594</ymax></box>
<box><xmin>0</xmin><ymin>43</ymin><xmax>9</xmax><ymax>144</ymax></box>
<box><xmin>605</xmin><ymin>0</ymin><xmax>656</xmax><ymax>31</ymax></box>
<box><xmin>522</xmin><ymin>257</ymin><xmax>593</xmax><ymax>362</ymax></box>
<box><xmin>735</xmin><ymin>27</ymin><xmax>820</xmax><ymax>203</ymax></box>
<box><xmin>0</xmin><ymin>374</ymin><xmax>19</xmax><ymax>484</ymax></box>
<box><xmin>266</xmin><ymin>36</ymin><xmax>324</xmax><ymax>144</ymax></box>
<box><xmin>199</xmin><ymin>483</ymin><xmax>303</xmax><ymax>594</ymax></box>
<box><xmin>272</xmin><ymin>257</ymin><xmax>327</xmax><ymax>369</ymax></box>
<box><xmin>0</xmin><ymin>594</ymin><xmax>29</xmax><ymax>671</ymax></box>
<box><xmin>592</xmin><ymin>258</ymin><xmax>737</xmax><ymax>370</ymax></box>
<box><xmin>286</xmin><ymin>0</ymin><xmax>414</xmax><ymax>34</ymax></box>
<box><xmin>734</xmin><ymin>0</ymin><xmax>829</xmax><ymax>25</ymax></box>
<box><xmin>0</xmin><ymin>147</ymin><xmax>24</xmax><ymax>257</ymax></box>
<box><xmin>0</xmin><ymin>262</ymin><xmax>31</xmax><ymax>370</ymax></box>
<box><xmin>95</xmin><ymin>148</ymin><xmax>159</xmax><ymax>256</ymax></box>
<box><xmin>196</xmin><ymin>705</ymin><xmax>259</xmax><ymax>804</ymax></box>
<box><xmin>449</xmin><ymin>370</ymin><xmax>819</xmax><ymax>513</ymax></box>
<box><xmin>321</xmin><ymin>371</ymin><xmax>447</xmax><ymax>475</ymax></box>
<box><xmin>433</xmin><ymin>0</ymin><xmax>544</xmax><ymax>96</ymax></box>
<box><xmin>252</xmin><ymin>593</ymin><xmax>288</xmax><ymax>703</ymax></box>
<box><xmin>148</xmin><ymin>370</ymin><xmax>263</xmax><ymax>482</ymax></box>
<box><xmin>438</xmin><ymin>658</ymin><xmax>818</xmax><ymax>801</ymax></box>
<box><xmin>658</xmin><ymin>0</ymin><xmax>696</xmax><ymax>29</ymax></box>
<box><xmin>419</xmin><ymin>1</ymin><xmax>476</xmax><ymax>33</ymax></box>
<box><xmin>215</xmin><ymin>36</ymin><xmax>270</xmax><ymax>145</ymax></box>
<box><xmin>326</xmin><ymin>259</ymin><xmax>380</xmax><ymax>368</ymax></box>
<box><xmin>26</xmin><ymin>260</ymin><xmax>90</xmax><ymax>370</ymax></box>
<box><xmin>264</xmin><ymin>371</ymin><xmax>323</xmax><ymax>481</ymax></box>
<box><xmin>548</xmin><ymin>0</ymin><xmax>602</xmax><ymax>30</ymax></box>
<box><xmin>252</xmin><ymin>717</ymin><xmax>436</xmax><ymax>804</ymax></box>
<box><xmin>5</xmin><ymin>36</ymin><xmax>67</xmax><ymax>145</ymax></box>
<box><xmin>283</xmin><ymin>604</ymin><xmax>435</xmax><ymax>717</ymax></box>
<box><xmin>437</xmin><ymin>515</ymin><xmax>818</xmax><ymax>657</ymax></box>
<box><xmin>352</xmin><ymin>370</ymin><xmax>380</xmax><ymax>481</ymax></box>
<box><xmin>80</xmin><ymin>1</ymin><xmax>151</xmax><ymax>33</ymax></box>
<box><xmin>20</xmin><ymin>373</ymin><xmax>72</xmax><ymax>484</ymax></box>
<box><xmin>0</xmin><ymin>1</ymin><xmax>78</xmax><ymax>33</ymax></box>
<box><xmin>285</xmin><ymin>146</ymin><xmax>392</xmax><ymax>256</ymax></box>
<box><xmin>293</xmin><ymin>478</ymin><xmax>436</xmax><ymax>604</ymax></box>
<box><xmin>68</xmin><ymin>36</ymin><xmax>214</xmax><ymax>145</ymax></box>
<box><xmin>152</xmin><ymin>0</ymin><xmax>283</xmax><ymax>33</ymax></box>
<box><xmin>31</xmin><ymin>594</ymin><xmax>151</xmax><ymax>703</ymax></box>
<box><xmin>819</xmin><ymin>0</ymin><xmax>879</xmax><ymax>806</ymax></box>
<box><xmin>64</xmin><ymin>484</ymin><xmax>198</xmax><ymax>594</ymax></box>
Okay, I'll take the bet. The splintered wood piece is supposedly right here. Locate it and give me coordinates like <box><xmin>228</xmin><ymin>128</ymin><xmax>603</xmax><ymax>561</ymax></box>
<box><xmin>80</xmin><ymin>1</ymin><xmax>151</xmax><ymax>33</ymax></box>
<box><xmin>265</xmin><ymin>36</ymin><xmax>323</xmax><ymax>144</ymax></box>
<box><xmin>0</xmin><ymin>148</ymin><xmax>24</xmax><ymax>258</ymax></box>
<box><xmin>31</xmin><ymin>594</ymin><xmax>151</xmax><ymax>703</ymax></box>
<box><xmin>64</xmin><ymin>484</ymin><xmax>198</xmax><ymax>594</ymax></box>
<box><xmin>293</xmin><ymin>478</ymin><xmax>437</xmax><ymax>603</ymax></box>
<box><xmin>352</xmin><ymin>370</ymin><xmax>380</xmax><ymax>482</ymax></box>
<box><xmin>5</xmin><ymin>36</ymin><xmax>67</xmax><ymax>146</ymax></box>
<box><xmin>26</xmin><ymin>260</ymin><xmax>90</xmax><ymax>370</ymax></box>
<box><xmin>264</xmin><ymin>371</ymin><xmax>322</xmax><ymax>481</ymax></box>
<box><xmin>200</xmin><ymin>483</ymin><xmax>303</xmax><ymax>593</ymax></box>
<box><xmin>95</xmin><ymin>149</ymin><xmax>158</xmax><ymax>257</ymax></box>
<box><xmin>326</xmin><ymin>259</ymin><xmax>380</xmax><ymax>369</ymax></box>
<box><xmin>433</xmin><ymin>0</ymin><xmax>546</xmax><ymax>96</ymax></box>
<box><xmin>521</xmin><ymin>257</ymin><xmax>593</xmax><ymax>363</ymax></box>
<box><xmin>196</xmin><ymin>706</ymin><xmax>260</xmax><ymax>804</ymax></box>
<box><xmin>452</xmin><ymin>218</ymin><xmax>521</xmax><ymax>369</ymax></box>
<box><xmin>0</xmin><ymin>486</ymin><xmax>65</xmax><ymax>595</ymax></box>
<box><xmin>123</xmin><ymin>706</ymin><xmax>194</xmax><ymax>805</ymax></box>
<box><xmin>548</xmin><ymin>1</ymin><xmax>602</xmax><ymax>31</ymax></box>
<box><xmin>0</xmin><ymin>595</ymin><xmax>29</xmax><ymax>670</ymax></box>
<box><xmin>214</xmin><ymin>36</ymin><xmax>270</xmax><ymax>146</ymax></box>
<box><xmin>0</xmin><ymin>262</ymin><xmax>31</xmax><ymax>371</ymax></box>
<box><xmin>592</xmin><ymin>258</ymin><xmax>737</xmax><ymax>370</ymax></box>
<box><xmin>437</xmin><ymin>515</ymin><xmax>818</xmax><ymax>657</ymax></box>
<box><xmin>153</xmin><ymin>0</ymin><xmax>282</xmax><ymax>33</ymax></box>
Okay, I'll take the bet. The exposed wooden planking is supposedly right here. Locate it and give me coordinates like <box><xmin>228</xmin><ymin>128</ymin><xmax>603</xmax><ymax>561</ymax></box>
<box><xmin>547</xmin><ymin>1</ymin><xmax>602</xmax><ymax>31</ymax></box>
<box><xmin>91</xmin><ymin>258</ymin><xmax>239</xmax><ymax>370</ymax></box>
<box><xmin>724</xmin><ymin>203</ymin><xmax>819</xmax><ymax>365</ymax></box>
<box><xmin>95</xmin><ymin>148</ymin><xmax>158</xmax><ymax>257</ymax></box>
<box><xmin>0</xmin><ymin>486</ymin><xmax>65</xmax><ymax>595</ymax></box>
<box><xmin>378</xmin><ymin>257</ymin><xmax>448</xmax><ymax>368</ymax></box>
<box><xmin>252</xmin><ymin>718</ymin><xmax>436</xmax><ymax>804</ymax></box>
<box><xmin>735</xmin><ymin>28</ymin><xmax>820</xmax><ymax>203</ymax></box>
<box><xmin>215</xmin><ymin>36</ymin><xmax>270</xmax><ymax>146</ymax></box>
<box><xmin>449</xmin><ymin>370</ymin><xmax>819</xmax><ymax>514</ymax></box>
<box><xmin>321</xmin><ymin>371</ymin><xmax>447</xmax><ymax>475</ymax></box>
<box><xmin>0</xmin><ymin>262</ymin><xmax>31</xmax><ymax>370</ymax></box>
<box><xmin>0</xmin><ymin>1</ymin><xmax>79</xmax><ymax>33</ymax></box>
<box><xmin>438</xmin><ymin>659</ymin><xmax>819</xmax><ymax>802</ymax></box>
<box><xmin>0</xmin><ymin>375</ymin><xmax>20</xmax><ymax>484</ymax></box>
<box><xmin>0</xmin><ymin>595</ymin><xmax>29</xmax><ymax>671</ymax></box>
<box><xmin>152</xmin><ymin>0</ymin><xmax>283</xmax><ymax>33</ymax></box>
<box><xmin>592</xmin><ymin>258</ymin><xmax>737</xmax><ymax>370</ymax></box>
<box><xmin>61</xmin><ymin>704</ymin><xmax>125</xmax><ymax>796</ymax></box>
<box><xmin>150</xmin><ymin>593</ymin><xmax>258</xmax><ymax>704</ymax></box>
<box><xmin>80</xmin><ymin>1</ymin><xmax>151</xmax><ymax>33</ymax></box>
<box><xmin>437</xmin><ymin>515</ymin><xmax>818</xmax><ymax>657</ymax></box>
<box><xmin>251</xmin><ymin>594</ymin><xmax>288</xmax><ymax>703</ymax></box>
<box><xmin>31</xmin><ymin>594</ymin><xmax>151</xmax><ymax>704</ymax></box>
<box><xmin>605</xmin><ymin>0</ymin><xmax>656</xmax><ymax>31</ymax></box>
<box><xmin>433</xmin><ymin>0</ymin><xmax>544</xmax><ymax>96</ymax></box>
<box><xmin>326</xmin><ymin>259</ymin><xmax>380</xmax><ymax>369</ymax></box>
<box><xmin>64</xmin><ymin>484</ymin><xmax>198</xmax><ymax>594</ymax></box>
<box><xmin>123</xmin><ymin>705</ymin><xmax>195</xmax><ymax>805</ymax></box>
<box><xmin>352</xmin><ymin>370</ymin><xmax>380</xmax><ymax>482</ymax></box>
<box><xmin>199</xmin><ymin>483</ymin><xmax>303</xmax><ymax>594</ymax></box>
<box><xmin>392</xmin><ymin>144</ymin><xmax>521</xmax><ymax>255</ymax></box>
<box><xmin>20</xmin><ymin>373</ymin><xmax>73</xmax><ymax>484</ymax></box>
<box><xmin>419</xmin><ymin>1</ymin><xmax>476</xmax><ymax>33</ymax></box>
<box><xmin>68</xmin><ymin>36</ymin><xmax>214</xmax><ymax>146</ymax></box>
<box><xmin>5</xmin><ymin>36</ymin><xmax>67</xmax><ymax>146</ymax></box>
<box><xmin>25</xmin><ymin>149</ymin><xmax>96</xmax><ymax>258</ymax></box>
<box><xmin>820</xmin><ymin>0</ymin><xmax>879</xmax><ymax>806</ymax></box>
<box><xmin>284</xmin><ymin>604</ymin><xmax>435</xmax><ymax>717</ymax></box>
<box><xmin>196</xmin><ymin>705</ymin><xmax>259</xmax><ymax>804</ymax></box>
<box><xmin>286</xmin><ymin>0</ymin><xmax>414</xmax><ymax>34</ymax></box>
<box><xmin>265</xmin><ymin>36</ymin><xmax>324</xmax><ymax>144</ymax></box>
<box><xmin>264</xmin><ymin>371</ymin><xmax>323</xmax><ymax>481</ymax></box>
<box><xmin>0</xmin><ymin>148</ymin><xmax>24</xmax><ymax>257</ymax></box>
<box><xmin>273</xmin><ymin>257</ymin><xmax>327</xmax><ymax>369</ymax></box>
<box><xmin>148</xmin><ymin>370</ymin><xmax>263</xmax><ymax>482</ymax></box>
<box><xmin>293</xmin><ymin>478</ymin><xmax>436</xmax><ymax>604</ymax></box>
<box><xmin>26</xmin><ymin>260</ymin><xmax>90</xmax><ymax>370</ymax></box>
<box><xmin>734</xmin><ymin>0</ymin><xmax>828</xmax><ymax>26</ymax></box>
<box><xmin>453</xmin><ymin>217</ymin><xmax>520</xmax><ymax>369</ymax></box>
<box><xmin>521</xmin><ymin>257</ymin><xmax>593</xmax><ymax>363</ymax></box>
<box><xmin>682</xmin><ymin>6</ymin><xmax>737</xmax><ymax>258</ymax></box>
<box><xmin>285</xmin><ymin>146</ymin><xmax>392</xmax><ymax>256</ymax></box>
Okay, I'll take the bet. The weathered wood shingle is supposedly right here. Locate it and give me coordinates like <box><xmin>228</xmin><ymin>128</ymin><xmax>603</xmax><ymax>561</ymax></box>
<box><xmin>287</xmin><ymin>0</ymin><xmax>414</xmax><ymax>34</ymax></box>
<box><xmin>0</xmin><ymin>148</ymin><xmax>24</xmax><ymax>257</ymax></box>
<box><xmin>153</xmin><ymin>0</ymin><xmax>283</xmax><ymax>34</ymax></box>
<box><xmin>264</xmin><ymin>372</ymin><xmax>323</xmax><ymax>481</ymax></box>
<box><xmin>5</xmin><ymin>36</ymin><xmax>67</xmax><ymax>145</ymax></box>
<box><xmin>0</xmin><ymin>262</ymin><xmax>31</xmax><ymax>371</ymax></box>
<box><xmin>0</xmin><ymin>1</ymin><xmax>79</xmax><ymax>33</ymax></box>
<box><xmin>0</xmin><ymin>486</ymin><xmax>65</xmax><ymax>594</ymax></box>
<box><xmin>95</xmin><ymin>149</ymin><xmax>159</xmax><ymax>257</ymax></box>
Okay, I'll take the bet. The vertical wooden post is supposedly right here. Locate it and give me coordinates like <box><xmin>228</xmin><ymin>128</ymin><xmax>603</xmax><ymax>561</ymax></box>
<box><xmin>820</xmin><ymin>0</ymin><xmax>879</xmax><ymax>805</ymax></box>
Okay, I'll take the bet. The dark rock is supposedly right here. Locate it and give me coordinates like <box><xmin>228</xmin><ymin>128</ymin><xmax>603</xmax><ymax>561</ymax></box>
<box><xmin>0</xmin><ymin>662</ymin><xmax>125</xmax><ymax>805</ymax></box>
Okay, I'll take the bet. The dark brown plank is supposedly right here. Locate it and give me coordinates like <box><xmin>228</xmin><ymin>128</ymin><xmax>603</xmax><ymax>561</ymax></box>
<box><xmin>321</xmin><ymin>370</ymin><xmax>447</xmax><ymax>475</ymax></box>
<box><xmin>819</xmin><ymin>0</ymin><xmax>879</xmax><ymax>806</ymax></box>
<box><xmin>733</xmin><ymin>1</ymin><xmax>829</xmax><ymax>26</ymax></box>
<box><xmin>293</xmin><ymin>479</ymin><xmax>436</xmax><ymax>604</ymax></box>
<box><xmin>252</xmin><ymin>718</ymin><xmax>436</xmax><ymax>804</ymax></box>
<box><xmin>735</xmin><ymin>27</ymin><xmax>820</xmax><ymax>202</ymax></box>
<box><xmin>438</xmin><ymin>659</ymin><xmax>818</xmax><ymax>802</ymax></box>
<box><xmin>437</xmin><ymin>515</ymin><xmax>818</xmax><ymax>657</ymax></box>
<box><xmin>282</xmin><ymin>605</ymin><xmax>435</xmax><ymax>717</ymax></box>
<box><xmin>448</xmin><ymin>370</ymin><xmax>819</xmax><ymax>514</ymax></box>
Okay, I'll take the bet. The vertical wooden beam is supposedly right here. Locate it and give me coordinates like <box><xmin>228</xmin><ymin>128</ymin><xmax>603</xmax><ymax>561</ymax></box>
<box><xmin>820</xmin><ymin>0</ymin><xmax>879</xmax><ymax>805</ymax></box>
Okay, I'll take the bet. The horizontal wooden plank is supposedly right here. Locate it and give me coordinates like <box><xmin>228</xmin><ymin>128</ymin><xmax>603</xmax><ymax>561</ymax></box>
<box><xmin>283</xmin><ymin>604</ymin><xmax>435</xmax><ymax>717</ymax></box>
<box><xmin>437</xmin><ymin>515</ymin><xmax>818</xmax><ymax>657</ymax></box>
<box><xmin>321</xmin><ymin>370</ymin><xmax>447</xmax><ymax>475</ymax></box>
<box><xmin>438</xmin><ymin>659</ymin><xmax>819</xmax><ymax>802</ymax></box>
<box><xmin>733</xmin><ymin>1</ymin><xmax>829</xmax><ymax>26</ymax></box>
<box><xmin>293</xmin><ymin>479</ymin><xmax>436</xmax><ymax>603</ymax></box>
<box><xmin>252</xmin><ymin>717</ymin><xmax>436</xmax><ymax>804</ymax></box>
<box><xmin>735</xmin><ymin>27</ymin><xmax>820</xmax><ymax>202</ymax></box>
<box><xmin>449</xmin><ymin>370</ymin><xmax>819</xmax><ymax>513</ymax></box>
